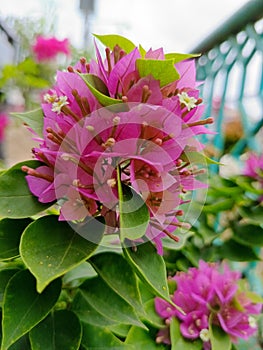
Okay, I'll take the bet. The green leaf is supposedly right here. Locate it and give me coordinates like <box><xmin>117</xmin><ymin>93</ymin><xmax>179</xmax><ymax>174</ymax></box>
<box><xmin>232</xmin><ymin>223</ymin><xmax>263</xmax><ymax>247</ymax></box>
<box><xmin>81</xmin><ymin>322</ymin><xmax>125</xmax><ymax>349</ymax></box>
<box><xmin>203</xmin><ymin>198</ymin><xmax>235</xmax><ymax>214</ymax></box>
<box><xmin>11</xmin><ymin>108</ymin><xmax>44</xmax><ymax>137</ymax></box>
<box><xmin>136</xmin><ymin>58</ymin><xmax>179</xmax><ymax>87</ymax></box>
<box><xmin>0</xmin><ymin>218</ymin><xmax>32</xmax><ymax>261</ymax></box>
<box><xmin>182</xmin><ymin>151</ymin><xmax>222</xmax><ymax>166</ymax></box>
<box><xmin>238</xmin><ymin>205</ymin><xmax>263</xmax><ymax>225</ymax></box>
<box><xmin>0</xmin><ymin>160</ymin><xmax>52</xmax><ymax>218</ymax></box>
<box><xmin>142</xmin><ymin>299</ymin><xmax>166</xmax><ymax>328</ymax></box>
<box><xmin>79</xmin><ymin>276</ymin><xmax>146</xmax><ymax>329</ymax></box>
<box><xmin>170</xmin><ymin>317</ymin><xmax>203</xmax><ymax>350</ymax></box>
<box><xmin>17</xmin><ymin>57</ymin><xmax>38</xmax><ymax>75</ymax></box>
<box><xmin>236</xmin><ymin>176</ymin><xmax>263</xmax><ymax>195</ymax></box>
<box><xmin>123</xmin><ymin>241</ymin><xmax>170</xmax><ymax>304</ymax></box>
<box><xmin>90</xmin><ymin>252</ymin><xmax>143</xmax><ymax>311</ymax></box>
<box><xmin>29</xmin><ymin>310</ymin><xmax>82</xmax><ymax>350</ymax></box>
<box><xmin>245</xmin><ymin>291</ymin><xmax>263</xmax><ymax>304</ymax></box>
<box><xmin>62</xmin><ymin>261</ymin><xmax>97</xmax><ymax>288</ymax></box>
<box><xmin>209</xmin><ymin>323</ymin><xmax>231</xmax><ymax>350</ymax></box>
<box><xmin>8</xmin><ymin>334</ymin><xmax>31</xmax><ymax>350</ymax></box>
<box><xmin>0</xmin><ymin>269</ymin><xmax>20</xmax><ymax>304</ymax></box>
<box><xmin>1</xmin><ymin>270</ymin><xmax>61</xmax><ymax>350</ymax></box>
<box><xmin>139</xmin><ymin>44</ymin><xmax>146</xmax><ymax>57</ymax></box>
<box><xmin>125</xmin><ymin>326</ymin><xmax>167</xmax><ymax>349</ymax></box>
<box><xmin>117</xmin><ymin>171</ymin><xmax>150</xmax><ymax>241</ymax></box>
<box><xmin>108</xmin><ymin>324</ymin><xmax>131</xmax><ymax>338</ymax></box>
<box><xmin>79</xmin><ymin>73</ymin><xmax>123</xmax><ymax>106</ymax></box>
<box><xmin>93</xmin><ymin>33</ymin><xmax>136</xmax><ymax>53</ymax></box>
<box><xmin>165</xmin><ymin>52</ymin><xmax>201</xmax><ymax>62</ymax></box>
<box><xmin>72</xmin><ymin>290</ymin><xmax>118</xmax><ymax>327</ymax></box>
<box><xmin>20</xmin><ymin>215</ymin><xmax>104</xmax><ymax>293</ymax></box>
<box><xmin>217</xmin><ymin>239</ymin><xmax>261</xmax><ymax>261</ymax></box>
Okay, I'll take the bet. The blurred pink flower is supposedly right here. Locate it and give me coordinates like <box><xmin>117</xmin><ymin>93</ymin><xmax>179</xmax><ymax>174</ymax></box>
<box><xmin>0</xmin><ymin>113</ymin><xmax>9</xmax><ymax>142</ymax></box>
<box><xmin>243</xmin><ymin>152</ymin><xmax>263</xmax><ymax>201</ymax></box>
<box><xmin>243</xmin><ymin>152</ymin><xmax>263</xmax><ymax>182</ymax></box>
<box><xmin>155</xmin><ymin>260</ymin><xmax>262</xmax><ymax>347</ymax></box>
<box><xmin>32</xmin><ymin>36</ymin><xmax>70</xmax><ymax>62</ymax></box>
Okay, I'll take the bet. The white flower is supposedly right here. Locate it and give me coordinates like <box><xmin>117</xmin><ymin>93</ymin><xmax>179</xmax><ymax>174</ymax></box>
<box><xmin>51</xmin><ymin>96</ymin><xmax>69</xmax><ymax>113</ymax></box>
<box><xmin>248</xmin><ymin>316</ymin><xmax>257</xmax><ymax>329</ymax></box>
<box><xmin>199</xmin><ymin>328</ymin><xmax>210</xmax><ymax>342</ymax></box>
<box><xmin>43</xmin><ymin>92</ymin><xmax>58</xmax><ymax>103</ymax></box>
<box><xmin>178</xmin><ymin>91</ymin><xmax>198</xmax><ymax>111</ymax></box>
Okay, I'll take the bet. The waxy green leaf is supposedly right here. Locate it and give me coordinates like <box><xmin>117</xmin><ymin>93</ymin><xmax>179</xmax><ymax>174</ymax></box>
<box><xmin>72</xmin><ymin>290</ymin><xmax>118</xmax><ymax>327</ymax></box>
<box><xmin>81</xmin><ymin>322</ymin><xmax>125</xmax><ymax>349</ymax></box>
<box><xmin>79</xmin><ymin>73</ymin><xmax>123</xmax><ymax>106</ymax></box>
<box><xmin>93</xmin><ymin>33</ymin><xmax>136</xmax><ymax>53</ymax></box>
<box><xmin>0</xmin><ymin>269</ymin><xmax>20</xmax><ymax>304</ymax></box>
<box><xmin>203</xmin><ymin>198</ymin><xmax>235</xmax><ymax>213</ymax></box>
<box><xmin>1</xmin><ymin>270</ymin><xmax>61</xmax><ymax>350</ymax></box>
<box><xmin>170</xmin><ymin>317</ymin><xmax>202</xmax><ymax>350</ymax></box>
<box><xmin>209</xmin><ymin>322</ymin><xmax>231</xmax><ymax>350</ymax></box>
<box><xmin>90</xmin><ymin>252</ymin><xmax>143</xmax><ymax>311</ymax></box>
<box><xmin>125</xmin><ymin>326</ymin><xmax>167</xmax><ymax>349</ymax></box>
<box><xmin>117</xmin><ymin>175</ymin><xmax>150</xmax><ymax>241</ymax></box>
<box><xmin>142</xmin><ymin>299</ymin><xmax>166</xmax><ymax>329</ymax></box>
<box><xmin>136</xmin><ymin>58</ymin><xmax>180</xmax><ymax>87</ymax></box>
<box><xmin>20</xmin><ymin>215</ymin><xmax>104</xmax><ymax>292</ymax></box>
<box><xmin>0</xmin><ymin>218</ymin><xmax>32</xmax><ymax>260</ymax></box>
<box><xmin>79</xmin><ymin>276</ymin><xmax>146</xmax><ymax>329</ymax></box>
<box><xmin>8</xmin><ymin>334</ymin><xmax>31</xmax><ymax>350</ymax></box>
<box><xmin>217</xmin><ymin>239</ymin><xmax>261</xmax><ymax>261</ymax></box>
<box><xmin>165</xmin><ymin>52</ymin><xmax>201</xmax><ymax>62</ymax></box>
<box><xmin>238</xmin><ymin>205</ymin><xmax>263</xmax><ymax>225</ymax></box>
<box><xmin>123</xmin><ymin>241</ymin><xmax>171</xmax><ymax>304</ymax></box>
<box><xmin>181</xmin><ymin>151</ymin><xmax>222</xmax><ymax>166</ymax></box>
<box><xmin>0</xmin><ymin>161</ymin><xmax>52</xmax><ymax>218</ymax></box>
<box><xmin>232</xmin><ymin>223</ymin><xmax>263</xmax><ymax>247</ymax></box>
<box><xmin>11</xmin><ymin>108</ymin><xmax>44</xmax><ymax>137</ymax></box>
<box><xmin>29</xmin><ymin>310</ymin><xmax>82</xmax><ymax>350</ymax></box>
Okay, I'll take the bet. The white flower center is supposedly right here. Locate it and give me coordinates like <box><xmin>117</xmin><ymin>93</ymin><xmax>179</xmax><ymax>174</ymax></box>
<box><xmin>51</xmin><ymin>96</ymin><xmax>69</xmax><ymax>113</ymax></box>
<box><xmin>178</xmin><ymin>91</ymin><xmax>198</xmax><ymax>111</ymax></box>
<box><xmin>44</xmin><ymin>92</ymin><xmax>58</xmax><ymax>103</ymax></box>
<box><xmin>107</xmin><ymin>178</ymin><xmax>116</xmax><ymax>187</ymax></box>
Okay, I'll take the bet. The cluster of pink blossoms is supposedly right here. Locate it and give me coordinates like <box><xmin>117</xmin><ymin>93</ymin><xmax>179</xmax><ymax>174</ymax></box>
<box><xmin>32</xmin><ymin>35</ymin><xmax>70</xmax><ymax>62</ymax></box>
<box><xmin>155</xmin><ymin>260</ymin><xmax>262</xmax><ymax>348</ymax></box>
<box><xmin>23</xmin><ymin>39</ymin><xmax>213</xmax><ymax>253</ymax></box>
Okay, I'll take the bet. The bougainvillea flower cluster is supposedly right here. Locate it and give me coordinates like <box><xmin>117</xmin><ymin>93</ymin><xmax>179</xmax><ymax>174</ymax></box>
<box><xmin>155</xmin><ymin>260</ymin><xmax>262</xmax><ymax>348</ymax></box>
<box><xmin>22</xmin><ymin>35</ymin><xmax>213</xmax><ymax>253</ymax></box>
<box><xmin>32</xmin><ymin>35</ymin><xmax>70</xmax><ymax>62</ymax></box>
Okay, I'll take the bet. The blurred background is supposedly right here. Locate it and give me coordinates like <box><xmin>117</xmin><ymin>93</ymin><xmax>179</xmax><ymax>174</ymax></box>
<box><xmin>0</xmin><ymin>0</ymin><xmax>249</xmax><ymax>54</ymax></box>
<box><xmin>0</xmin><ymin>0</ymin><xmax>262</xmax><ymax>169</ymax></box>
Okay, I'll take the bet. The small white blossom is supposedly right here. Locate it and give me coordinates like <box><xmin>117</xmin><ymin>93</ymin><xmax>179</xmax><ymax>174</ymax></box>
<box><xmin>51</xmin><ymin>96</ymin><xmax>69</xmax><ymax>113</ymax></box>
<box><xmin>178</xmin><ymin>91</ymin><xmax>198</xmax><ymax>111</ymax></box>
<box><xmin>43</xmin><ymin>93</ymin><xmax>58</xmax><ymax>103</ymax></box>
<box><xmin>199</xmin><ymin>328</ymin><xmax>210</xmax><ymax>342</ymax></box>
<box><xmin>248</xmin><ymin>316</ymin><xmax>257</xmax><ymax>329</ymax></box>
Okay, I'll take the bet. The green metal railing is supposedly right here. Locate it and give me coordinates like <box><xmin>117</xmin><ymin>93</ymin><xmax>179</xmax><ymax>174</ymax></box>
<box><xmin>191</xmin><ymin>5</ymin><xmax>263</xmax><ymax>348</ymax></box>
<box><xmin>191</xmin><ymin>0</ymin><xmax>263</xmax><ymax>171</ymax></box>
